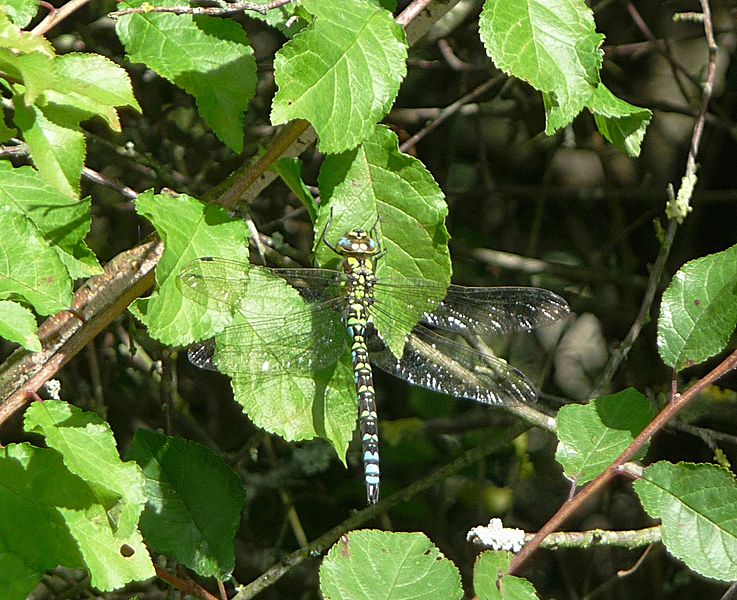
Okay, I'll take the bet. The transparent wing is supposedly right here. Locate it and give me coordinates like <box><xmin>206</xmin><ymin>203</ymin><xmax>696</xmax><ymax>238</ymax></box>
<box><xmin>179</xmin><ymin>257</ymin><xmax>345</xmax><ymax>310</ymax></box>
<box><xmin>374</xmin><ymin>278</ymin><xmax>569</xmax><ymax>336</ymax></box>
<box><xmin>188</xmin><ymin>305</ymin><xmax>348</xmax><ymax>377</ymax></box>
<box><xmin>179</xmin><ymin>257</ymin><xmax>348</xmax><ymax>377</ymax></box>
<box><xmin>368</xmin><ymin>323</ymin><xmax>536</xmax><ymax>405</ymax></box>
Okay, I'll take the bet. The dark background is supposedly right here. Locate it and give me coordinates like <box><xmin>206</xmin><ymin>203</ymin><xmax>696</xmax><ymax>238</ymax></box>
<box><xmin>3</xmin><ymin>0</ymin><xmax>737</xmax><ymax>598</ymax></box>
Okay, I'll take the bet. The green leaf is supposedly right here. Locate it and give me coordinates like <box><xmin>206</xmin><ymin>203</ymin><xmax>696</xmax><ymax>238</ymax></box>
<box><xmin>271</xmin><ymin>0</ymin><xmax>407</xmax><ymax>153</ymax></box>
<box><xmin>0</xmin><ymin>444</ymin><xmax>88</xmax><ymax>600</ymax></box>
<box><xmin>25</xmin><ymin>401</ymin><xmax>147</xmax><ymax>539</ymax></box>
<box><xmin>474</xmin><ymin>551</ymin><xmax>538</xmax><ymax>600</ymax></box>
<box><xmin>128</xmin><ymin>429</ymin><xmax>246</xmax><ymax>578</ymax></box>
<box><xmin>43</xmin><ymin>53</ymin><xmax>141</xmax><ymax>131</ymax></box>
<box><xmin>13</xmin><ymin>97</ymin><xmax>86</xmax><ymax>197</ymax></box>
<box><xmin>555</xmin><ymin>388</ymin><xmax>653</xmax><ymax>485</ymax></box>
<box><xmin>316</xmin><ymin>125</ymin><xmax>450</xmax><ymax>356</ymax></box>
<box><xmin>130</xmin><ymin>191</ymin><xmax>251</xmax><ymax>346</ymax></box>
<box><xmin>589</xmin><ymin>84</ymin><xmax>651</xmax><ymax>157</ymax></box>
<box><xmin>211</xmin><ymin>268</ymin><xmax>358</xmax><ymax>459</ymax></box>
<box><xmin>0</xmin><ymin>112</ymin><xmax>16</xmax><ymax>142</ymax></box>
<box><xmin>320</xmin><ymin>530</ymin><xmax>463</xmax><ymax>600</ymax></box>
<box><xmin>0</xmin><ymin>162</ymin><xmax>101</xmax><ymax>278</ymax></box>
<box><xmin>479</xmin><ymin>0</ymin><xmax>604</xmax><ymax>133</ymax></box>
<box><xmin>11</xmin><ymin>50</ymin><xmax>54</xmax><ymax>103</ymax></box>
<box><xmin>0</xmin><ymin>300</ymin><xmax>41</xmax><ymax>351</ymax></box>
<box><xmin>2</xmin><ymin>0</ymin><xmax>39</xmax><ymax>28</ymax></box>
<box><xmin>634</xmin><ymin>461</ymin><xmax>737</xmax><ymax>581</ymax></box>
<box><xmin>0</xmin><ymin>402</ymin><xmax>155</xmax><ymax>594</ymax></box>
<box><xmin>271</xmin><ymin>157</ymin><xmax>318</xmax><ymax>221</ymax></box>
<box><xmin>116</xmin><ymin>4</ymin><xmax>256</xmax><ymax>153</ymax></box>
<box><xmin>0</xmin><ymin>11</ymin><xmax>54</xmax><ymax>55</ymax></box>
<box><xmin>657</xmin><ymin>244</ymin><xmax>737</xmax><ymax>370</ymax></box>
<box><xmin>0</xmin><ymin>204</ymin><xmax>72</xmax><ymax>315</ymax></box>
<box><xmin>245</xmin><ymin>0</ymin><xmax>305</xmax><ymax>37</ymax></box>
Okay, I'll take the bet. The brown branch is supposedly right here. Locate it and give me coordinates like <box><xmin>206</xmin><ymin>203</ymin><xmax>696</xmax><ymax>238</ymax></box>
<box><xmin>154</xmin><ymin>564</ymin><xmax>221</xmax><ymax>600</ymax></box>
<box><xmin>31</xmin><ymin>0</ymin><xmax>95</xmax><ymax>36</ymax></box>
<box><xmin>0</xmin><ymin>240</ymin><xmax>163</xmax><ymax>426</ymax></box>
<box><xmin>508</xmin><ymin>349</ymin><xmax>737</xmax><ymax>575</ymax></box>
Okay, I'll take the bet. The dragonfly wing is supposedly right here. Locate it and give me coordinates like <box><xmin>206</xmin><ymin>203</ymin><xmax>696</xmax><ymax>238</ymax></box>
<box><xmin>374</xmin><ymin>279</ymin><xmax>569</xmax><ymax>336</ymax></box>
<box><xmin>179</xmin><ymin>257</ymin><xmax>345</xmax><ymax>310</ymax></box>
<box><xmin>188</xmin><ymin>338</ymin><xmax>218</xmax><ymax>371</ymax></box>
<box><xmin>264</xmin><ymin>268</ymin><xmax>345</xmax><ymax>302</ymax></box>
<box><xmin>188</xmin><ymin>308</ymin><xmax>348</xmax><ymax>378</ymax></box>
<box><xmin>368</xmin><ymin>323</ymin><xmax>537</xmax><ymax>405</ymax></box>
<box><xmin>179</xmin><ymin>257</ymin><xmax>253</xmax><ymax>311</ymax></box>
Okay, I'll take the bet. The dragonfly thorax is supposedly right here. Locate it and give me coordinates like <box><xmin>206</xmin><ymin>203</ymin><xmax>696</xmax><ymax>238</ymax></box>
<box><xmin>336</xmin><ymin>229</ymin><xmax>380</xmax><ymax>256</ymax></box>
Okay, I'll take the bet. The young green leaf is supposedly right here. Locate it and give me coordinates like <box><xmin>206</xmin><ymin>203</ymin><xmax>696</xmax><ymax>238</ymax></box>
<box><xmin>43</xmin><ymin>53</ymin><xmax>141</xmax><ymax>131</ymax></box>
<box><xmin>213</xmin><ymin>269</ymin><xmax>358</xmax><ymax>459</ymax></box>
<box><xmin>479</xmin><ymin>0</ymin><xmax>604</xmax><ymax>134</ymax></box>
<box><xmin>271</xmin><ymin>0</ymin><xmax>407</xmax><ymax>153</ymax></box>
<box><xmin>0</xmin><ymin>11</ymin><xmax>54</xmax><ymax>56</ymax></box>
<box><xmin>25</xmin><ymin>401</ymin><xmax>147</xmax><ymax>539</ymax></box>
<box><xmin>0</xmin><ymin>205</ymin><xmax>72</xmax><ymax>315</ymax></box>
<box><xmin>13</xmin><ymin>98</ymin><xmax>86</xmax><ymax>198</ymax></box>
<box><xmin>271</xmin><ymin>157</ymin><xmax>318</xmax><ymax>221</ymax></box>
<box><xmin>0</xmin><ymin>162</ymin><xmax>101</xmax><ymax>278</ymax></box>
<box><xmin>130</xmin><ymin>191</ymin><xmax>250</xmax><ymax>346</ymax></box>
<box><xmin>2</xmin><ymin>0</ymin><xmax>39</xmax><ymax>28</ymax></box>
<box><xmin>556</xmin><ymin>388</ymin><xmax>653</xmax><ymax>485</ymax></box>
<box><xmin>316</xmin><ymin>125</ymin><xmax>450</xmax><ymax>356</ymax></box>
<box><xmin>320</xmin><ymin>530</ymin><xmax>463</xmax><ymax>600</ymax></box>
<box><xmin>14</xmin><ymin>401</ymin><xmax>155</xmax><ymax>592</ymax></box>
<box><xmin>657</xmin><ymin>243</ymin><xmax>737</xmax><ymax>370</ymax></box>
<box><xmin>0</xmin><ymin>300</ymin><xmax>41</xmax><ymax>351</ymax></box>
<box><xmin>589</xmin><ymin>84</ymin><xmax>651</xmax><ymax>157</ymax></box>
<box><xmin>116</xmin><ymin>3</ymin><xmax>256</xmax><ymax>153</ymax></box>
<box><xmin>474</xmin><ymin>551</ymin><xmax>538</xmax><ymax>600</ymax></box>
<box><xmin>634</xmin><ymin>461</ymin><xmax>737</xmax><ymax>581</ymax></box>
<box><xmin>128</xmin><ymin>429</ymin><xmax>246</xmax><ymax>578</ymax></box>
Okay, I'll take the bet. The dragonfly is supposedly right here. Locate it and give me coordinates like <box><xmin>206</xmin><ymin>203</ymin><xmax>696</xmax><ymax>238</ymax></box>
<box><xmin>179</xmin><ymin>221</ymin><xmax>569</xmax><ymax>504</ymax></box>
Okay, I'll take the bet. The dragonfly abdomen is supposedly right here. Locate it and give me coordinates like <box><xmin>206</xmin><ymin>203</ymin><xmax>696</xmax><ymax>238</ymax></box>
<box><xmin>339</xmin><ymin>231</ymin><xmax>383</xmax><ymax>504</ymax></box>
<box><xmin>350</xmin><ymin>321</ymin><xmax>380</xmax><ymax>504</ymax></box>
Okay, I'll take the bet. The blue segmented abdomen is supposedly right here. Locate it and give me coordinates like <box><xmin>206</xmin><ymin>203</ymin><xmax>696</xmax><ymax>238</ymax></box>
<box><xmin>350</xmin><ymin>320</ymin><xmax>380</xmax><ymax>504</ymax></box>
<box><xmin>341</xmin><ymin>251</ymin><xmax>381</xmax><ymax>503</ymax></box>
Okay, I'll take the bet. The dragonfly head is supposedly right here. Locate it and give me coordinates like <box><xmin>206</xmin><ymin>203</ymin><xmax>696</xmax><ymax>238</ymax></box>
<box><xmin>336</xmin><ymin>229</ymin><xmax>380</xmax><ymax>256</ymax></box>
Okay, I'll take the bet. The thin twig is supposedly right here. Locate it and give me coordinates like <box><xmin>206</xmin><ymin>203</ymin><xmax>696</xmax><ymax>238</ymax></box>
<box><xmin>154</xmin><ymin>564</ymin><xmax>220</xmax><ymax>600</ymax></box>
<box><xmin>399</xmin><ymin>76</ymin><xmax>506</xmax><ymax>153</ymax></box>
<box><xmin>624</xmin><ymin>1</ymin><xmax>692</xmax><ymax>103</ymax></box>
<box><xmin>82</xmin><ymin>167</ymin><xmax>138</xmax><ymax>202</ymax></box>
<box><xmin>590</xmin><ymin>218</ymin><xmax>676</xmax><ymax>396</ymax></box>
<box><xmin>231</xmin><ymin>421</ymin><xmax>531</xmax><ymax>599</ymax></box>
<box><xmin>469</xmin><ymin>525</ymin><xmax>662</xmax><ymax>550</ymax></box>
<box><xmin>109</xmin><ymin>0</ymin><xmax>295</xmax><ymax>18</ymax></box>
<box><xmin>592</xmin><ymin>0</ymin><xmax>719</xmax><ymax>394</ymax></box>
<box><xmin>31</xmin><ymin>0</ymin><xmax>95</xmax><ymax>36</ymax></box>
